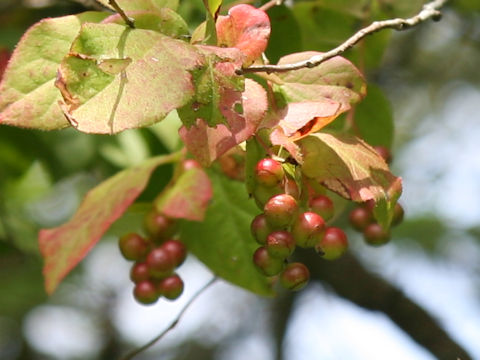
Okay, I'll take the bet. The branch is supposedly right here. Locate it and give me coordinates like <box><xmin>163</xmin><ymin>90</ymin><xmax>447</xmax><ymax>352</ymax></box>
<box><xmin>119</xmin><ymin>277</ymin><xmax>218</xmax><ymax>360</ymax></box>
<box><xmin>238</xmin><ymin>0</ymin><xmax>448</xmax><ymax>74</ymax></box>
<box><xmin>301</xmin><ymin>251</ymin><xmax>473</xmax><ymax>360</ymax></box>
<box><xmin>108</xmin><ymin>0</ymin><xmax>135</xmax><ymax>28</ymax></box>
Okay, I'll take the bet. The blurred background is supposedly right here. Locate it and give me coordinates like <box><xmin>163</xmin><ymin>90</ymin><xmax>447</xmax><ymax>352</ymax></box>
<box><xmin>1</xmin><ymin>0</ymin><xmax>480</xmax><ymax>359</ymax></box>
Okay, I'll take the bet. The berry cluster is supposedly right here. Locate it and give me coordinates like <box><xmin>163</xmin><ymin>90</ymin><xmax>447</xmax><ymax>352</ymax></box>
<box><xmin>118</xmin><ymin>210</ymin><xmax>186</xmax><ymax>305</ymax></box>
<box><xmin>250</xmin><ymin>158</ymin><xmax>348</xmax><ymax>291</ymax></box>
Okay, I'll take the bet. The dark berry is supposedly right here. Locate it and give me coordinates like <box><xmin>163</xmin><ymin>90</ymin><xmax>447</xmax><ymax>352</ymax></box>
<box><xmin>309</xmin><ymin>195</ymin><xmax>334</xmax><ymax>221</ymax></box>
<box><xmin>143</xmin><ymin>211</ymin><xmax>176</xmax><ymax>242</ymax></box>
<box><xmin>133</xmin><ymin>280</ymin><xmax>159</xmax><ymax>304</ymax></box>
<box><xmin>130</xmin><ymin>262</ymin><xmax>150</xmax><ymax>283</ymax></box>
<box><xmin>291</xmin><ymin>211</ymin><xmax>326</xmax><ymax>248</ymax></box>
<box><xmin>158</xmin><ymin>274</ymin><xmax>184</xmax><ymax>300</ymax></box>
<box><xmin>251</xmin><ymin>214</ymin><xmax>272</xmax><ymax>245</ymax></box>
<box><xmin>146</xmin><ymin>247</ymin><xmax>175</xmax><ymax>278</ymax></box>
<box><xmin>391</xmin><ymin>203</ymin><xmax>404</xmax><ymax>227</ymax></box>
<box><xmin>263</xmin><ymin>194</ymin><xmax>299</xmax><ymax>229</ymax></box>
<box><xmin>363</xmin><ymin>223</ymin><xmax>390</xmax><ymax>246</ymax></box>
<box><xmin>349</xmin><ymin>206</ymin><xmax>373</xmax><ymax>232</ymax></box>
<box><xmin>253</xmin><ymin>246</ymin><xmax>284</xmax><ymax>276</ymax></box>
<box><xmin>119</xmin><ymin>233</ymin><xmax>149</xmax><ymax>261</ymax></box>
<box><xmin>316</xmin><ymin>227</ymin><xmax>348</xmax><ymax>260</ymax></box>
<box><xmin>266</xmin><ymin>230</ymin><xmax>296</xmax><ymax>259</ymax></box>
<box><xmin>255</xmin><ymin>158</ymin><xmax>284</xmax><ymax>187</ymax></box>
<box><xmin>374</xmin><ymin>146</ymin><xmax>392</xmax><ymax>164</ymax></box>
<box><xmin>280</xmin><ymin>262</ymin><xmax>309</xmax><ymax>291</ymax></box>
<box><xmin>161</xmin><ymin>239</ymin><xmax>187</xmax><ymax>267</ymax></box>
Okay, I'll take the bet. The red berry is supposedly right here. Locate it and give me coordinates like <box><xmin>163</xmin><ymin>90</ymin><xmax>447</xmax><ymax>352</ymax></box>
<box><xmin>182</xmin><ymin>159</ymin><xmax>201</xmax><ymax>171</ymax></box>
<box><xmin>118</xmin><ymin>233</ymin><xmax>149</xmax><ymax>261</ymax></box>
<box><xmin>161</xmin><ymin>240</ymin><xmax>187</xmax><ymax>267</ymax></box>
<box><xmin>255</xmin><ymin>158</ymin><xmax>284</xmax><ymax>187</ymax></box>
<box><xmin>130</xmin><ymin>262</ymin><xmax>150</xmax><ymax>283</ymax></box>
<box><xmin>316</xmin><ymin>227</ymin><xmax>348</xmax><ymax>260</ymax></box>
<box><xmin>264</xmin><ymin>194</ymin><xmax>299</xmax><ymax>229</ymax></box>
<box><xmin>143</xmin><ymin>211</ymin><xmax>176</xmax><ymax>242</ymax></box>
<box><xmin>133</xmin><ymin>280</ymin><xmax>159</xmax><ymax>305</ymax></box>
<box><xmin>349</xmin><ymin>206</ymin><xmax>373</xmax><ymax>232</ymax></box>
<box><xmin>251</xmin><ymin>214</ymin><xmax>272</xmax><ymax>245</ymax></box>
<box><xmin>280</xmin><ymin>262</ymin><xmax>309</xmax><ymax>291</ymax></box>
<box><xmin>363</xmin><ymin>223</ymin><xmax>390</xmax><ymax>246</ymax></box>
<box><xmin>158</xmin><ymin>274</ymin><xmax>184</xmax><ymax>300</ymax></box>
<box><xmin>309</xmin><ymin>195</ymin><xmax>334</xmax><ymax>221</ymax></box>
<box><xmin>266</xmin><ymin>231</ymin><xmax>296</xmax><ymax>259</ymax></box>
<box><xmin>253</xmin><ymin>246</ymin><xmax>284</xmax><ymax>276</ymax></box>
<box><xmin>291</xmin><ymin>212</ymin><xmax>326</xmax><ymax>248</ymax></box>
<box><xmin>146</xmin><ymin>247</ymin><xmax>175</xmax><ymax>278</ymax></box>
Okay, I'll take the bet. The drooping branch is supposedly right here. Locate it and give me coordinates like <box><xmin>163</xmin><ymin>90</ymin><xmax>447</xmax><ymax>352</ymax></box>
<box><xmin>238</xmin><ymin>0</ymin><xmax>448</xmax><ymax>74</ymax></box>
<box><xmin>108</xmin><ymin>0</ymin><xmax>135</xmax><ymax>28</ymax></box>
<box><xmin>301</xmin><ymin>251</ymin><xmax>473</xmax><ymax>360</ymax></box>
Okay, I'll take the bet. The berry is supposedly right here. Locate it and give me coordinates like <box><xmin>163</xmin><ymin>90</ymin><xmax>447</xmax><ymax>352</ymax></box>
<box><xmin>316</xmin><ymin>227</ymin><xmax>348</xmax><ymax>260</ymax></box>
<box><xmin>182</xmin><ymin>159</ymin><xmax>201</xmax><ymax>171</ymax></box>
<box><xmin>391</xmin><ymin>203</ymin><xmax>404</xmax><ymax>227</ymax></box>
<box><xmin>363</xmin><ymin>223</ymin><xmax>390</xmax><ymax>246</ymax></box>
<box><xmin>130</xmin><ymin>262</ymin><xmax>150</xmax><ymax>283</ymax></box>
<box><xmin>283</xmin><ymin>176</ymin><xmax>300</xmax><ymax>199</ymax></box>
<box><xmin>266</xmin><ymin>230</ymin><xmax>296</xmax><ymax>259</ymax></box>
<box><xmin>253</xmin><ymin>183</ymin><xmax>283</xmax><ymax>209</ymax></box>
<box><xmin>118</xmin><ymin>233</ymin><xmax>149</xmax><ymax>261</ymax></box>
<box><xmin>251</xmin><ymin>214</ymin><xmax>272</xmax><ymax>245</ymax></box>
<box><xmin>309</xmin><ymin>195</ymin><xmax>334</xmax><ymax>221</ymax></box>
<box><xmin>263</xmin><ymin>194</ymin><xmax>299</xmax><ymax>229</ymax></box>
<box><xmin>161</xmin><ymin>239</ymin><xmax>187</xmax><ymax>267</ymax></box>
<box><xmin>374</xmin><ymin>146</ymin><xmax>392</xmax><ymax>164</ymax></box>
<box><xmin>143</xmin><ymin>211</ymin><xmax>176</xmax><ymax>242</ymax></box>
<box><xmin>253</xmin><ymin>246</ymin><xmax>284</xmax><ymax>276</ymax></box>
<box><xmin>291</xmin><ymin>212</ymin><xmax>326</xmax><ymax>248</ymax></box>
<box><xmin>146</xmin><ymin>247</ymin><xmax>175</xmax><ymax>278</ymax></box>
<box><xmin>349</xmin><ymin>206</ymin><xmax>373</xmax><ymax>231</ymax></box>
<box><xmin>280</xmin><ymin>262</ymin><xmax>309</xmax><ymax>291</ymax></box>
<box><xmin>133</xmin><ymin>280</ymin><xmax>159</xmax><ymax>305</ymax></box>
<box><xmin>255</xmin><ymin>158</ymin><xmax>284</xmax><ymax>187</ymax></box>
<box><xmin>158</xmin><ymin>274</ymin><xmax>184</xmax><ymax>300</ymax></box>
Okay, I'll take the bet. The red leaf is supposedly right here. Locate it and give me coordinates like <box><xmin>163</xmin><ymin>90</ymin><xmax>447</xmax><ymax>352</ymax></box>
<box><xmin>0</xmin><ymin>48</ymin><xmax>10</xmax><ymax>82</ymax></box>
<box><xmin>155</xmin><ymin>167</ymin><xmax>212</xmax><ymax>221</ymax></box>
<box><xmin>216</xmin><ymin>4</ymin><xmax>270</xmax><ymax>66</ymax></box>
<box><xmin>38</xmin><ymin>154</ymin><xmax>178</xmax><ymax>294</ymax></box>
<box><xmin>179</xmin><ymin>79</ymin><xmax>268</xmax><ymax>165</ymax></box>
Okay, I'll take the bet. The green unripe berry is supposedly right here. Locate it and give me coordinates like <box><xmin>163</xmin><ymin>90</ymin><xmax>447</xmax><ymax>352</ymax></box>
<box><xmin>253</xmin><ymin>183</ymin><xmax>283</xmax><ymax>209</ymax></box>
<box><xmin>251</xmin><ymin>214</ymin><xmax>272</xmax><ymax>245</ymax></box>
<box><xmin>143</xmin><ymin>211</ymin><xmax>176</xmax><ymax>242</ymax></box>
<box><xmin>349</xmin><ymin>206</ymin><xmax>373</xmax><ymax>232</ymax></box>
<box><xmin>363</xmin><ymin>223</ymin><xmax>390</xmax><ymax>246</ymax></box>
<box><xmin>264</xmin><ymin>194</ymin><xmax>299</xmax><ymax>229</ymax></box>
<box><xmin>253</xmin><ymin>246</ymin><xmax>284</xmax><ymax>276</ymax></box>
<box><xmin>280</xmin><ymin>262</ymin><xmax>309</xmax><ymax>291</ymax></box>
<box><xmin>266</xmin><ymin>230</ymin><xmax>296</xmax><ymax>259</ymax></box>
<box><xmin>309</xmin><ymin>195</ymin><xmax>334</xmax><ymax>221</ymax></box>
<box><xmin>315</xmin><ymin>227</ymin><xmax>348</xmax><ymax>260</ymax></box>
<box><xmin>292</xmin><ymin>211</ymin><xmax>326</xmax><ymax>248</ymax></box>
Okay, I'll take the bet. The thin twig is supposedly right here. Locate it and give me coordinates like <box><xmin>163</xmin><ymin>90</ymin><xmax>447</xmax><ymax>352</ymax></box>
<box><xmin>259</xmin><ymin>0</ymin><xmax>284</xmax><ymax>12</ymax></box>
<box><xmin>108</xmin><ymin>0</ymin><xmax>135</xmax><ymax>28</ymax></box>
<box><xmin>120</xmin><ymin>277</ymin><xmax>218</xmax><ymax>360</ymax></box>
<box><xmin>238</xmin><ymin>0</ymin><xmax>448</xmax><ymax>74</ymax></box>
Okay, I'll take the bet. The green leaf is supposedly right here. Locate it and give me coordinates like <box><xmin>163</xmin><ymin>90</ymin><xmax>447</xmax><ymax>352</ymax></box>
<box><xmin>180</xmin><ymin>169</ymin><xmax>274</xmax><ymax>296</ymax></box>
<box><xmin>202</xmin><ymin>0</ymin><xmax>222</xmax><ymax>45</ymax></box>
<box><xmin>56</xmin><ymin>23</ymin><xmax>203</xmax><ymax>134</ymax></box>
<box><xmin>0</xmin><ymin>12</ymin><xmax>108</xmax><ymax>130</ymax></box>
<box><xmin>299</xmin><ymin>132</ymin><xmax>402</xmax><ymax>228</ymax></box>
<box><xmin>154</xmin><ymin>167</ymin><xmax>212</xmax><ymax>221</ymax></box>
<box><xmin>38</xmin><ymin>153</ymin><xmax>180</xmax><ymax>294</ymax></box>
<box><xmin>97</xmin><ymin>0</ymin><xmax>179</xmax><ymax>12</ymax></box>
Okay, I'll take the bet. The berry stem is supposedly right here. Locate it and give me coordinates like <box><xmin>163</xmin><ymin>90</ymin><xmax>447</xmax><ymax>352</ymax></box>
<box><xmin>120</xmin><ymin>277</ymin><xmax>217</xmax><ymax>360</ymax></box>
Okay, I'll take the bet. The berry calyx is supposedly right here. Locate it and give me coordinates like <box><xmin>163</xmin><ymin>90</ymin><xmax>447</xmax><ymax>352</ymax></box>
<box><xmin>118</xmin><ymin>233</ymin><xmax>149</xmax><ymax>261</ymax></box>
<box><xmin>264</xmin><ymin>194</ymin><xmax>299</xmax><ymax>229</ymax></box>
<box><xmin>316</xmin><ymin>227</ymin><xmax>348</xmax><ymax>260</ymax></box>
<box><xmin>266</xmin><ymin>230</ymin><xmax>296</xmax><ymax>259</ymax></box>
<box><xmin>251</xmin><ymin>214</ymin><xmax>272</xmax><ymax>245</ymax></box>
<box><xmin>130</xmin><ymin>262</ymin><xmax>150</xmax><ymax>283</ymax></box>
<box><xmin>349</xmin><ymin>206</ymin><xmax>373</xmax><ymax>232</ymax></box>
<box><xmin>161</xmin><ymin>239</ymin><xmax>187</xmax><ymax>267</ymax></box>
<box><xmin>133</xmin><ymin>280</ymin><xmax>159</xmax><ymax>305</ymax></box>
<box><xmin>291</xmin><ymin>211</ymin><xmax>326</xmax><ymax>248</ymax></box>
<box><xmin>253</xmin><ymin>246</ymin><xmax>284</xmax><ymax>276</ymax></box>
<box><xmin>146</xmin><ymin>247</ymin><xmax>175</xmax><ymax>278</ymax></box>
<box><xmin>309</xmin><ymin>195</ymin><xmax>334</xmax><ymax>221</ymax></box>
<box><xmin>363</xmin><ymin>223</ymin><xmax>390</xmax><ymax>246</ymax></box>
<box><xmin>255</xmin><ymin>158</ymin><xmax>284</xmax><ymax>187</ymax></box>
<box><xmin>158</xmin><ymin>274</ymin><xmax>184</xmax><ymax>300</ymax></box>
<box><xmin>280</xmin><ymin>262</ymin><xmax>310</xmax><ymax>291</ymax></box>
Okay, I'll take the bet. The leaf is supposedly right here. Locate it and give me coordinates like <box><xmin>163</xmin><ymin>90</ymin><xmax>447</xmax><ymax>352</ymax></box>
<box><xmin>38</xmin><ymin>153</ymin><xmax>180</xmax><ymax>294</ymax></box>
<box><xmin>97</xmin><ymin>0</ymin><xmax>179</xmax><ymax>12</ymax></box>
<box><xmin>202</xmin><ymin>0</ymin><xmax>222</xmax><ymax>45</ymax></box>
<box><xmin>180</xmin><ymin>169</ymin><xmax>274</xmax><ymax>296</ymax></box>
<box><xmin>102</xmin><ymin>9</ymin><xmax>189</xmax><ymax>38</ymax></box>
<box><xmin>276</xmin><ymin>51</ymin><xmax>366</xmax><ymax>111</ymax></box>
<box><xmin>154</xmin><ymin>167</ymin><xmax>212</xmax><ymax>221</ymax></box>
<box><xmin>0</xmin><ymin>12</ymin><xmax>108</xmax><ymax>130</ymax></box>
<box><xmin>299</xmin><ymin>132</ymin><xmax>402</xmax><ymax>228</ymax></box>
<box><xmin>179</xmin><ymin>79</ymin><xmax>268</xmax><ymax>165</ymax></box>
<box><xmin>216</xmin><ymin>4</ymin><xmax>271</xmax><ymax>65</ymax></box>
<box><xmin>56</xmin><ymin>23</ymin><xmax>203</xmax><ymax>134</ymax></box>
<box><xmin>0</xmin><ymin>48</ymin><xmax>10</xmax><ymax>81</ymax></box>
